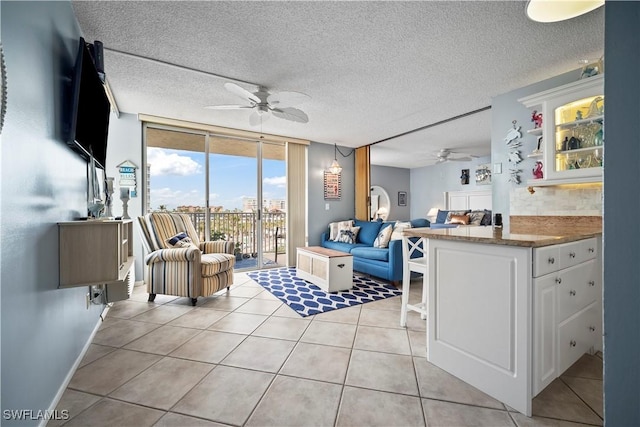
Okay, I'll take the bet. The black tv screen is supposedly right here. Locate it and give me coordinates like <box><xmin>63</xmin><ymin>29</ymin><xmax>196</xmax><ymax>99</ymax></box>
<box><xmin>68</xmin><ymin>37</ymin><xmax>110</xmax><ymax>169</ymax></box>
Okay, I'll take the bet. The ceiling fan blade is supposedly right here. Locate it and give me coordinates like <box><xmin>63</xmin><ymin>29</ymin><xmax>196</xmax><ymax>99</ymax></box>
<box><xmin>448</xmin><ymin>156</ymin><xmax>473</xmax><ymax>162</ymax></box>
<box><xmin>249</xmin><ymin>110</ymin><xmax>270</xmax><ymax>126</ymax></box>
<box><xmin>224</xmin><ymin>82</ymin><xmax>260</xmax><ymax>104</ymax></box>
<box><xmin>270</xmin><ymin>107</ymin><xmax>309</xmax><ymax>123</ymax></box>
<box><xmin>204</xmin><ymin>105</ymin><xmax>253</xmax><ymax>110</ymax></box>
<box><xmin>267</xmin><ymin>91</ymin><xmax>310</xmax><ymax>108</ymax></box>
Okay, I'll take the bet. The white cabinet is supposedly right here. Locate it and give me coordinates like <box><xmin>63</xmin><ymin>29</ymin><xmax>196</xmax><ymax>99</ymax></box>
<box><xmin>532</xmin><ymin>237</ymin><xmax>601</xmax><ymax>396</ymax></box>
<box><xmin>58</xmin><ymin>219</ymin><xmax>135</xmax><ymax>293</ymax></box>
<box><xmin>520</xmin><ymin>75</ymin><xmax>604</xmax><ymax>185</ymax></box>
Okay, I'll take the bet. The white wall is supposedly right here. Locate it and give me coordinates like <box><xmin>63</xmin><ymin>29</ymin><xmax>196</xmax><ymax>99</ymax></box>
<box><xmin>105</xmin><ymin>113</ymin><xmax>144</xmax><ymax>278</ymax></box>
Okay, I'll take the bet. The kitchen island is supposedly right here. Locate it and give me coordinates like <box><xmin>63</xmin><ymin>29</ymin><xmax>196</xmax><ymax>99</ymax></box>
<box><xmin>403</xmin><ymin>226</ymin><xmax>602</xmax><ymax>416</ymax></box>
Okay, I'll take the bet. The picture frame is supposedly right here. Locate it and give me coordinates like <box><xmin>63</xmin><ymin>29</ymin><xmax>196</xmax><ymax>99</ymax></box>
<box><xmin>324</xmin><ymin>171</ymin><xmax>341</xmax><ymax>200</ymax></box>
<box><xmin>398</xmin><ymin>191</ymin><xmax>407</xmax><ymax>206</ymax></box>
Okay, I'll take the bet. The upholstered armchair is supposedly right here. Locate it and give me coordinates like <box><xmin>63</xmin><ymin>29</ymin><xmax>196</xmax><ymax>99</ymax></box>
<box><xmin>137</xmin><ymin>213</ymin><xmax>235</xmax><ymax>306</ymax></box>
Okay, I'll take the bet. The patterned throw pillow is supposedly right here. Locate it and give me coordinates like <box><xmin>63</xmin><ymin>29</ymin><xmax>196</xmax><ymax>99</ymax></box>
<box><xmin>481</xmin><ymin>210</ymin><xmax>492</xmax><ymax>226</ymax></box>
<box><xmin>468</xmin><ymin>210</ymin><xmax>486</xmax><ymax>226</ymax></box>
<box><xmin>373</xmin><ymin>224</ymin><xmax>393</xmax><ymax>248</ymax></box>
<box><xmin>166</xmin><ymin>232</ymin><xmax>198</xmax><ymax>249</ymax></box>
<box><xmin>329</xmin><ymin>220</ymin><xmax>354</xmax><ymax>241</ymax></box>
<box><xmin>390</xmin><ymin>221</ymin><xmax>412</xmax><ymax>241</ymax></box>
<box><xmin>336</xmin><ymin>226</ymin><xmax>360</xmax><ymax>244</ymax></box>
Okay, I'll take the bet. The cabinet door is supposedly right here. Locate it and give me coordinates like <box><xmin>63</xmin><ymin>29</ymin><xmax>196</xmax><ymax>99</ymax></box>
<box><xmin>297</xmin><ymin>252</ymin><xmax>312</xmax><ymax>274</ymax></box>
<box><xmin>533</xmin><ymin>274</ymin><xmax>557</xmax><ymax>396</ymax></box>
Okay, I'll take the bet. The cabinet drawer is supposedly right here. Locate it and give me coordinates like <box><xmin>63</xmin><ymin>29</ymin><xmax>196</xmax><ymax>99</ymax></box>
<box><xmin>533</xmin><ymin>245</ymin><xmax>560</xmax><ymax>277</ymax></box>
<box><xmin>559</xmin><ymin>238</ymin><xmax>597</xmax><ymax>269</ymax></box>
<box><xmin>556</xmin><ymin>260</ymin><xmax>599</xmax><ymax>322</ymax></box>
<box><xmin>557</xmin><ymin>302</ymin><xmax>600</xmax><ymax>374</ymax></box>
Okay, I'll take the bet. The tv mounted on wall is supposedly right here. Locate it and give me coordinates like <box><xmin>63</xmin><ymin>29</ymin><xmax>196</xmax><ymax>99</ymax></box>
<box><xmin>67</xmin><ymin>37</ymin><xmax>110</xmax><ymax>169</ymax></box>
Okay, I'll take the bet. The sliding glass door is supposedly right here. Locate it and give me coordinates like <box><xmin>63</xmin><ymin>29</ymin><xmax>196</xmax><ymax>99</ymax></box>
<box><xmin>145</xmin><ymin>124</ymin><xmax>286</xmax><ymax>271</ymax></box>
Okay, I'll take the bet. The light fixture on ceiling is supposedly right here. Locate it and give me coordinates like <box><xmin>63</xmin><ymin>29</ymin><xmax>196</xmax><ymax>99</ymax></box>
<box><xmin>526</xmin><ymin>0</ymin><xmax>604</xmax><ymax>23</ymax></box>
<box><xmin>329</xmin><ymin>144</ymin><xmax>343</xmax><ymax>174</ymax></box>
<box><xmin>328</xmin><ymin>144</ymin><xmax>355</xmax><ymax>174</ymax></box>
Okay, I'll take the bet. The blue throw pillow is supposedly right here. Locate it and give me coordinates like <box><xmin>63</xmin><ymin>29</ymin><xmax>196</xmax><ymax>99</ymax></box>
<box><xmin>481</xmin><ymin>209</ymin><xmax>492</xmax><ymax>226</ymax></box>
<box><xmin>410</xmin><ymin>218</ymin><xmax>430</xmax><ymax>228</ymax></box>
<box><xmin>435</xmin><ymin>210</ymin><xmax>449</xmax><ymax>224</ymax></box>
<box><xmin>354</xmin><ymin>220</ymin><xmax>383</xmax><ymax>246</ymax></box>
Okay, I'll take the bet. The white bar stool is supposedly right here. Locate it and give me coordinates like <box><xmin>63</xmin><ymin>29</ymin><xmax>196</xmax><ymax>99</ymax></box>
<box><xmin>400</xmin><ymin>235</ymin><xmax>428</xmax><ymax>327</ymax></box>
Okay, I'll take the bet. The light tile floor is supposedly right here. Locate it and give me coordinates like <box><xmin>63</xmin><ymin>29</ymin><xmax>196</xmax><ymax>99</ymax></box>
<box><xmin>57</xmin><ymin>273</ymin><xmax>603</xmax><ymax>426</ymax></box>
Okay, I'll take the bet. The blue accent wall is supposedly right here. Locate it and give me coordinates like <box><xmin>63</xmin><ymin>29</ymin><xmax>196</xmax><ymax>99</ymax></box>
<box><xmin>603</xmin><ymin>1</ymin><xmax>640</xmax><ymax>424</ymax></box>
<box><xmin>371</xmin><ymin>164</ymin><xmax>410</xmax><ymax>221</ymax></box>
<box><xmin>1</xmin><ymin>2</ymin><xmax>105</xmax><ymax>423</ymax></box>
<box><xmin>307</xmin><ymin>142</ymin><xmax>355</xmax><ymax>246</ymax></box>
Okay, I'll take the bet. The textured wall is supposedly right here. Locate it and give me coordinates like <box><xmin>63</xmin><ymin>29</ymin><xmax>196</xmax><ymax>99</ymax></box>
<box><xmin>510</xmin><ymin>184</ymin><xmax>602</xmax><ymax>216</ymax></box>
<box><xmin>1</xmin><ymin>1</ymin><xmax>105</xmax><ymax>423</ymax></box>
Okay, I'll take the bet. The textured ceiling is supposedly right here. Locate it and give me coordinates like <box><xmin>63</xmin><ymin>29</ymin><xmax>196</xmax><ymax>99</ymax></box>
<box><xmin>72</xmin><ymin>1</ymin><xmax>604</xmax><ymax>168</ymax></box>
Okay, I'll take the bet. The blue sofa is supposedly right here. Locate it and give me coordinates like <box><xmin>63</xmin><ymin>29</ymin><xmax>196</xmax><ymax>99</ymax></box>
<box><xmin>321</xmin><ymin>218</ymin><xmax>429</xmax><ymax>283</ymax></box>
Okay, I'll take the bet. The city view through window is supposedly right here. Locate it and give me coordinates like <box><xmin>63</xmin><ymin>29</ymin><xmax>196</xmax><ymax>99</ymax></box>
<box><xmin>146</xmin><ymin>143</ymin><xmax>287</xmax><ymax>266</ymax></box>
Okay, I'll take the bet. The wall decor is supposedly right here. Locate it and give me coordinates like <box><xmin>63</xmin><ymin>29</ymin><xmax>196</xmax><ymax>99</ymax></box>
<box><xmin>460</xmin><ymin>169</ymin><xmax>470</xmax><ymax>185</ymax></box>
<box><xmin>117</xmin><ymin>160</ymin><xmax>138</xmax><ymax>198</ymax></box>
<box><xmin>505</xmin><ymin>120</ymin><xmax>524</xmax><ymax>184</ymax></box>
<box><xmin>475</xmin><ymin>164</ymin><xmax>492</xmax><ymax>185</ymax></box>
<box><xmin>398</xmin><ymin>191</ymin><xmax>407</xmax><ymax>206</ymax></box>
<box><xmin>324</xmin><ymin>171</ymin><xmax>341</xmax><ymax>200</ymax></box>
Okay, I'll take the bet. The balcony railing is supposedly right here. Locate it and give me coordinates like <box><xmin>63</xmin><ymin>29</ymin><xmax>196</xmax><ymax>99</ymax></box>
<box><xmin>173</xmin><ymin>211</ymin><xmax>286</xmax><ymax>256</ymax></box>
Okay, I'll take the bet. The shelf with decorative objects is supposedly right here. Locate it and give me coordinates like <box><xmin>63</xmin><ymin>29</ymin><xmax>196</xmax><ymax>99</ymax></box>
<box><xmin>519</xmin><ymin>74</ymin><xmax>604</xmax><ymax>187</ymax></box>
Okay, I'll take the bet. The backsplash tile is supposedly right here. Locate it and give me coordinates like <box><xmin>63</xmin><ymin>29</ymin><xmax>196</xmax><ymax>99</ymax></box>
<box><xmin>510</xmin><ymin>184</ymin><xmax>602</xmax><ymax>216</ymax></box>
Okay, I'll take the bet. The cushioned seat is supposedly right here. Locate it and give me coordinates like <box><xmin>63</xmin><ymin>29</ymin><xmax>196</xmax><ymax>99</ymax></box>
<box><xmin>350</xmin><ymin>246</ymin><xmax>389</xmax><ymax>262</ymax></box>
<box><xmin>137</xmin><ymin>213</ymin><xmax>235</xmax><ymax>306</ymax></box>
<box><xmin>321</xmin><ymin>241</ymin><xmax>367</xmax><ymax>253</ymax></box>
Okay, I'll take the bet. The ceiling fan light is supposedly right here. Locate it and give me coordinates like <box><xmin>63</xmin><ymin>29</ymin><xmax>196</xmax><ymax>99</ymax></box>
<box><xmin>526</xmin><ymin>0</ymin><xmax>604</xmax><ymax>23</ymax></box>
<box><xmin>329</xmin><ymin>159</ymin><xmax>342</xmax><ymax>174</ymax></box>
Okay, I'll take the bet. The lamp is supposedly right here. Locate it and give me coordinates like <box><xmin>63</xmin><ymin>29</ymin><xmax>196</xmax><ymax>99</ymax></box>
<box><xmin>526</xmin><ymin>0</ymin><xmax>604</xmax><ymax>23</ymax></box>
<box><xmin>427</xmin><ymin>207</ymin><xmax>439</xmax><ymax>222</ymax></box>
<box><xmin>329</xmin><ymin>144</ymin><xmax>343</xmax><ymax>174</ymax></box>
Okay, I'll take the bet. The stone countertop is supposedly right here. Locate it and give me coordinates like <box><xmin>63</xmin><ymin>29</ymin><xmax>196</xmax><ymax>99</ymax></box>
<box><xmin>403</xmin><ymin>226</ymin><xmax>602</xmax><ymax>248</ymax></box>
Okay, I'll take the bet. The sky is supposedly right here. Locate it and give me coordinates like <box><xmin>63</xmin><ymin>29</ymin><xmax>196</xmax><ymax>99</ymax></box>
<box><xmin>147</xmin><ymin>147</ymin><xmax>286</xmax><ymax>211</ymax></box>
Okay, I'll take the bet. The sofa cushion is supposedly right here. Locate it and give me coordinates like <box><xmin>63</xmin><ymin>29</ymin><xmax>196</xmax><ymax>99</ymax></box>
<box><xmin>201</xmin><ymin>253</ymin><xmax>235</xmax><ymax>277</ymax></box>
<box><xmin>350</xmin><ymin>246</ymin><xmax>389</xmax><ymax>262</ymax></box>
<box><xmin>447</xmin><ymin>214</ymin><xmax>470</xmax><ymax>225</ymax></box>
<box><xmin>468</xmin><ymin>210</ymin><xmax>486</xmax><ymax>226</ymax></box>
<box><xmin>354</xmin><ymin>220</ymin><xmax>383</xmax><ymax>246</ymax></box>
<box><xmin>430</xmin><ymin>223</ymin><xmax>460</xmax><ymax>229</ymax></box>
<box><xmin>373</xmin><ymin>224</ymin><xmax>393</xmax><ymax>248</ymax></box>
<box><xmin>435</xmin><ymin>210</ymin><xmax>449</xmax><ymax>224</ymax></box>
<box><xmin>481</xmin><ymin>209</ymin><xmax>492</xmax><ymax>226</ymax></box>
<box><xmin>321</xmin><ymin>240</ymin><xmax>365</xmax><ymax>253</ymax></box>
<box><xmin>410</xmin><ymin>218</ymin><xmax>430</xmax><ymax>228</ymax></box>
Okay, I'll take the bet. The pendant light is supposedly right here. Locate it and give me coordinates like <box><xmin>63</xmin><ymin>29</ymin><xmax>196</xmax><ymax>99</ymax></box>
<box><xmin>329</xmin><ymin>144</ymin><xmax>343</xmax><ymax>174</ymax></box>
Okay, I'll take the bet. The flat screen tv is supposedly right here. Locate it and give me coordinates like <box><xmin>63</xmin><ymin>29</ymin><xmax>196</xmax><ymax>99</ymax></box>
<box><xmin>67</xmin><ymin>37</ymin><xmax>110</xmax><ymax>169</ymax></box>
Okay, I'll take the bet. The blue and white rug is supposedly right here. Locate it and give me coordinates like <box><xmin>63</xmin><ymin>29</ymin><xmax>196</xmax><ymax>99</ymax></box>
<box><xmin>247</xmin><ymin>267</ymin><xmax>402</xmax><ymax>317</ymax></box>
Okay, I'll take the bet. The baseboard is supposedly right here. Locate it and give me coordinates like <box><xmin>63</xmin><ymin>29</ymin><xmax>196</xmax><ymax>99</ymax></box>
<box><xmin>40</xmin><ymin>304</ymin><xmax>111</xmax><ymax>427</ymax></box>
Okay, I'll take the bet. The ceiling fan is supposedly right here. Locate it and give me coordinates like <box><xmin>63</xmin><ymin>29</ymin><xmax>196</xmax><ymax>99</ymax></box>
<box><xmin>433</xmin><ymin>149</ymin><xmax>476</xmax><ymax>163</ymax></box>
<box><xmin>205</xmin><ymin>82</ymin><xmax>310</xmax><ymax>126</ymax></box>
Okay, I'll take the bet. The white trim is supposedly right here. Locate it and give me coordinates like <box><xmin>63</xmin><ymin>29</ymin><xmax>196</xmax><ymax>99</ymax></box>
<box><xmin>41</xmin><ymin>305</ymin><xmax>111</xmax><ymax>427</ymax></box>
